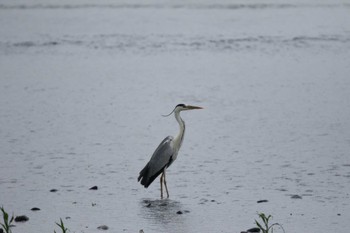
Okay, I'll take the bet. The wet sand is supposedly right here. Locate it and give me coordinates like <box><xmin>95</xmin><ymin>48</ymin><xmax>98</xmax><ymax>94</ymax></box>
<box><xmin>1</xmin><ymin>1</ymin><xmax>350</xmax><ymax>232</ymax></box>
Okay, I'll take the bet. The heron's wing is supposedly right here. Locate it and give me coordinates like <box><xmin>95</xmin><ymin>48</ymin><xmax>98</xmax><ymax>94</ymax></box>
<box><xmin>138</xmin><ymin>136</ymin><xmax>174</xmax><ymax>188</ymax></box>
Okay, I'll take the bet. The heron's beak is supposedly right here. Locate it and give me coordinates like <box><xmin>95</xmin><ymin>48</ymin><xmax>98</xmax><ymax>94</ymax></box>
<box><xmin>186</xmin><ymin>105</ymin><xmax>203</xmax><ymax>110</ymax></box>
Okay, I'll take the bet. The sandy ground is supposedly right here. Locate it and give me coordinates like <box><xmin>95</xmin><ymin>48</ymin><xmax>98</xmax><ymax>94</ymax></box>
<box><xmin>1</xmin><ymin>1</ymin><xmax>350</xmax><ymax>232</ymax></box>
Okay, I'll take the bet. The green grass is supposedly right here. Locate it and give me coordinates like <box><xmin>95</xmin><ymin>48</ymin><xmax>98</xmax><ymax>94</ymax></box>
<box><xmin>255</xmin><ymin>212</ymin><xmax>285</xmax><ymax>233</ymax></box>
<box><xmin>0</xmin><ymin>206</ymin><xmax>15</xmax><ymax>233</ymax></box>
<box><xmin>1</xmin><ymin>206</ymin><xmax>70</xmax><ymax>233</ymax></box>
<box><xmin>54</xmin><ymin>218</ymin><xmax>68</xmax><ymax>233</ymax></box>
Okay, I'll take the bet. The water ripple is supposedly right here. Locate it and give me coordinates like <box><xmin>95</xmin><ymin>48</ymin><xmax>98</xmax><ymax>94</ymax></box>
<box><xmin>1</xmin><ymin>3</ymin><xmax>349</xmax><ymax>10</ymax></box>
<box><xmin>1</xmin><ymin>34</ymin><xmax>349</xmax><ymax>54</ymax></box>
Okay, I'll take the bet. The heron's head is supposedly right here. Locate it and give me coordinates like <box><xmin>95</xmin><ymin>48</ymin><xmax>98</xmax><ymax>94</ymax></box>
<box><xmin>176</xmin><ymin>103</ymin><xmax>203</xmax><ymax>111</ymax></box>
<box><xmin>162</xmin><ymin>104</ymin><xmax>203</xmax><ymax>117</ymax></box>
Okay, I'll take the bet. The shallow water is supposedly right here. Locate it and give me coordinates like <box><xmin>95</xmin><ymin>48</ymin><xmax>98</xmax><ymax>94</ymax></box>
<box><xmin>1</xmin><ymin>1</ymin><xmax>350</xmax><ymax>232</ymax></box>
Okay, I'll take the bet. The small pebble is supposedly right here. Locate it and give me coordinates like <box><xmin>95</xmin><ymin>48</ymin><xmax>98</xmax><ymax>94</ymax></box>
<box><xmin>89</xmin><ymin>186</ymin><xmax>98</xmax><ymax>190</ymax></box>
<box><xmin>50</xmin><ymin>189</ymin><xmax>58</xmax><ymax>192</ymax></box>
<box><xmin>15</xmin><ymin>215</ymin><xmax>29</xmax><ymax>222</ymax></box>
<box><xmin>97</xmin><ymin>225</ymin><xmax>109</xmax><ymax>230</ymax></box>
<box><xmin>291</xmin><ymin>194</ymin><xmax>302</xmax><ymax>199</ymax></box>
<box><xmin>176</xmin><ymin>211</ymin><xmax>183</xmax><ymax>214</ymax></box>
<box><xmin>31</xmin><ymin>207</ymin><xmax>40</xmax><ymax>211</ymax></box>
<box><xmin>257</xmin><ymin>200</ymin><xmax>268</xmax><ymax>203</ymax></box>
<box><xmin>247</xmin><ymin>227</ymin><xmax>261</xmax><ymax>232</ymax></box>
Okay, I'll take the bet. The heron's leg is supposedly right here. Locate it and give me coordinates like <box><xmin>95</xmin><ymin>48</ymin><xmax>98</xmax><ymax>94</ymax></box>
<box><xmin>160</xmin><ymin>172</ymin><xmax>164</xmax><ymax>199</ymax></box>
<box><xmin>163</xmin><ymin>169</ymin><xmax>170</xmax><ymax>198</ymax></box>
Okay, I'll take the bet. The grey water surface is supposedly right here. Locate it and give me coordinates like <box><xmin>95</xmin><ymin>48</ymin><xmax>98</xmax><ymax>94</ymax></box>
<box><xmin>1</xmin><ymin>1</ymin><xmax>350</xmax><ymax>232</ymax></box>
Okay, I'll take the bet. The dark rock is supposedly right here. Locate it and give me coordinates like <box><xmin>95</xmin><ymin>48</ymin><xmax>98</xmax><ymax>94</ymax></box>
<box><xmin>257</xmin><ymin>200</ymin><xmax>268</xmax><ymax>203</ymax></box>
<box><xmin>0</xmin><ymin>228</ymin><xmax>4</xmax><ymax>233</ymax></box>
<box><xmin>89</xmin><ymin>186</ymin><xmax>98</xmax><ymax>190</ymax></box>
<box><xmin>291</xmin><ymin>194</ymin><xmax>302</xmax><ymax>199</ymax></box>
<box><xmin>97</xmin><ymin>225</ymin><xmax>109</xmax><ymax>230</ymax></box>
<box><xmin>277</xmin><ymin>188</ymin><xmax>287</xmax><ymax>192</ymax></box>
<box><xmin>31</xmin><ymin>207</ymin><xmax>40</xmax><ymax>211</ymax></box>
<box><xmin>50</xmin><ymin>189</ymin><xmax>58</xmax><ymax>192</ymax></box>
<box><xmin>15</xmin><ymin>215</ymin><xmax>29</xmax><ymax>222</ymax></box>
<box><xmin>146</xmin><ymin>203</ymin><xmax>151</xmax><ymax>207</ymax></box>
<box><xmin>176</xmin><ymin>211</ymin><xmax>183</xmax><ymax>214</ymax></box>
<box><xmin>247</xmin><ymin>227</ymin><xmax>261</xmax><ymax>232</ymax></box>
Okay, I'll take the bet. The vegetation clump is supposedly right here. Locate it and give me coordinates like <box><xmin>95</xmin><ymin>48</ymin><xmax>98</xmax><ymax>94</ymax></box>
<box><xmin>54</xmin><ymin>218</ymin><xmax>68</xmax><ymax>233</ymax></box>
<box><xmin>255</xmin><ymin>212</ymin><xmax>285</xmax><ymax>233</ymax></box>
<box><xmin>0</xmin><ymin>206</ymin><xmax>15</xmax><ymax>233</ymax></box>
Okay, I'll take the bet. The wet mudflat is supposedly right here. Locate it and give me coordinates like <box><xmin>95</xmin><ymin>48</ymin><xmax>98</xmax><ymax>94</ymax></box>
<box><xmin>1</xmin><ymin>1</ymin><xmax>350</xmax><ymax>232</ymax></box>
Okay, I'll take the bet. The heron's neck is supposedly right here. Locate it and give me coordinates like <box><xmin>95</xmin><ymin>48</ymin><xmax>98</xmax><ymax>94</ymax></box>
<box><xmin>174</xmin><ymin>111</ymin><xmax>185</xmax><ymax>151</ymax></box>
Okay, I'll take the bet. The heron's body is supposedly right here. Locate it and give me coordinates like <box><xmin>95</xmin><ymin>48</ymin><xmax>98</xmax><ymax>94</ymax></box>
<box><xmin>138</xmin><ymin>104</ymin><xmax>202</xmax><ymax>198</ymax></box>
<box><xmin>138</xmin><ymin>136</ymin><xmax>176</xmax><ymax>188</ymax></box>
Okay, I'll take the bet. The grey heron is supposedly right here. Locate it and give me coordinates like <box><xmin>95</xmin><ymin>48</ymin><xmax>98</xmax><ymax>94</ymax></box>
<box><xmin>138</xmin><ymin>104</ymin><xmax>203</xmax><ymax>199</ymax></box>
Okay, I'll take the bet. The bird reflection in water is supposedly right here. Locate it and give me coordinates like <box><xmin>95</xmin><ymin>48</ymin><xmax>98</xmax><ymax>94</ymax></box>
<box><xmin>139</xmin><ymin>198</ymin><xmax>189</xmax><ymax>232</ymax></box>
